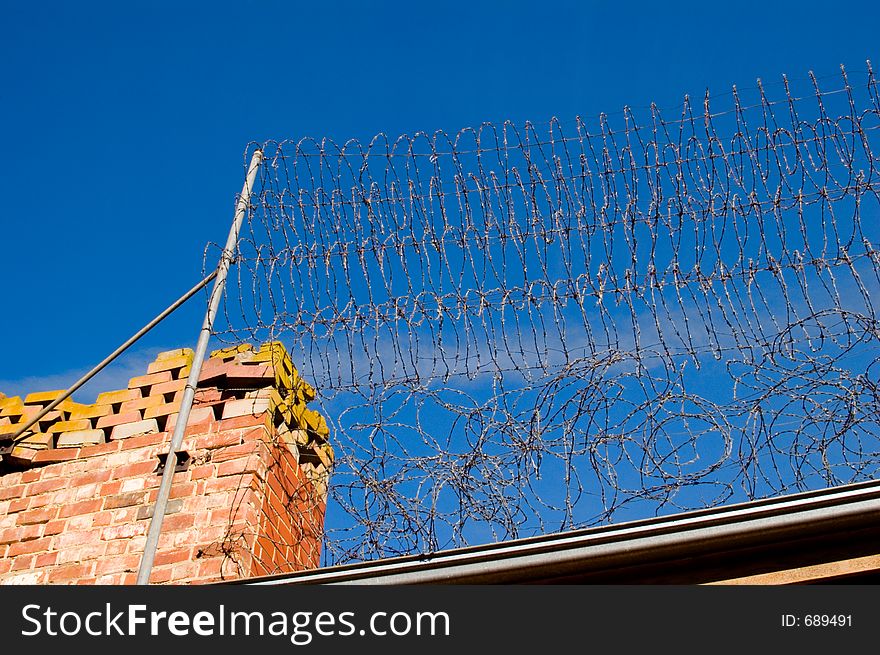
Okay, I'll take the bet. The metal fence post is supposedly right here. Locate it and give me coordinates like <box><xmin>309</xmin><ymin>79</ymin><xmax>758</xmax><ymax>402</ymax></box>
<box><xmin>136</xmin><ymin>148</ymin><xmax>264</xmax><ymax>585</ymax></box>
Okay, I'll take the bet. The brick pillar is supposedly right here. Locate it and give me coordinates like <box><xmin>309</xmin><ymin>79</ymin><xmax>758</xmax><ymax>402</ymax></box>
<box><xmin>0</xmin><ymin>343</ymin><xmax>332</xmax><ymax>585</ymax></box>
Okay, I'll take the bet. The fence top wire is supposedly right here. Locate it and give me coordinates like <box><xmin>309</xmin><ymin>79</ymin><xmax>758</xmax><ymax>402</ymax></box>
<box><xmin>212</xmin><ymin>63</ymin><xmax>880</xmax><ymax>565</ymax></box>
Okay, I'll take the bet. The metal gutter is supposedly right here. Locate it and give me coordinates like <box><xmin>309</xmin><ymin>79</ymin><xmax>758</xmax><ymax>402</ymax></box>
<box><xmin>242</xmin><ymin>479</ymin><xmax>880</xmax><ymax>585</ymax></box>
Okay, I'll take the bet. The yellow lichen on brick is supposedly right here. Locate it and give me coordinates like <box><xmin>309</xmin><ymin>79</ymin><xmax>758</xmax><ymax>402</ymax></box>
<box><xmin>56</xmin><ymin>399</ymin><xmax>87</xmax><ymax>415</ymax></box>
<box><xmin>24</xmin><ymin>390</ymin><xmax>66</xmax><ymax>405</ymax></box>
<box><xmin>314</xmin><ymin>441</ymin><xmax>334</xmax><ymax>468</ymax></box>
<box><xmin>47</xmin><ymin>419</ymin><xmax>92</xmax><ymax>434</ymax></box>
<box><xmin>272</xmin><ymin>394</ymin><xmax>296</xmax><ymax>426</ymax></box>
<box><xmin>294</xmin><ymin>378</ymin><xmax>316</xmax><ymax>403</ymax></box>
<box><xmin>288</xmin><ymin>403</ymin><xmax>329</xmax><ymax>440</ymax></box>
<box><xmin>96</xmin><ymin>388</ymin><xmax>141</xmax><ymax>405</ymax></box>
<box><xmin>68</xmin><ymin>404</ymin><xmax>114</xmax><ymax>421</ymax></box>
<box><xmin>156</xmin><ymin>348</ymin><xmax>194</xmax><ymax>361</ymax></box>
<box><xmin>302</xmin><ymin>407</ymin><xmax>329</xmax><ymax>439</ymax></box>
<box><xmin>34</xmin><ymin>410</ymin><xmax>63</xmax><ymax>426</ymax></box>
<box><xmin>147</xmin><ymin>355</ymin><xmax>193</xmax><ymax>375</ymax></box>
<box><xmin>0</xmin><ymin>422</ymin><xmax>21</xmax><ymax>437</ymax></box>
<box><xmin>0</xmin><ymin>396</ymin><xmax>24</xmax><ymax>415</ymax></box>
<box><xmin>10</xmin><ymin>445</ymin><xmax>37</xmax><ymax>459</ymax></box>
<box><xmin>210</xmin><ymin>344</ymin><xmax>252</xmax><ymax>360</ymax></box>
<box><xmin>17</xmin><ymin>432</ymin><xmax>53</xmax><ymax>449</ymax></box>
<box><xmin>277</xmin><ymin>424</ymin><xmax>309</xmax><ymax>448</ymax></box>
<box><xmin>119</xmin><ymin>395</ymin><xmax>166</xmax><ymax>413</ymax></box>
<box><xmin>237</xmin><ymin>343</ymin><xmax>303</xmax><ymax>395</ymax></box>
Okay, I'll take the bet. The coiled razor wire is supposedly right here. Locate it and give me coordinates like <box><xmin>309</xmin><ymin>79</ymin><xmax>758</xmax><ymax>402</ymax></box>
<box><xmin>213</xmin><ymin>63</ymin><xmax>880</xmax><ymax>565</ymax></box>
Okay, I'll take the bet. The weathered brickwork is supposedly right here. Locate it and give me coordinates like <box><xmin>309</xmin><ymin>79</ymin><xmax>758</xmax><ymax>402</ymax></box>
<box><xmin>0</xmin><ymin>343</ymin><xmax>332</xmax><ymax>584</ymax></box>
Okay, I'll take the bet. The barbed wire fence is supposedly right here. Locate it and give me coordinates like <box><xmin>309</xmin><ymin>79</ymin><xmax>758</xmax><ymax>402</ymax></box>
<box><xmin>211</xmin><ymin>63</ymin><xmax>880</xmax><ymax>566</ymax></box>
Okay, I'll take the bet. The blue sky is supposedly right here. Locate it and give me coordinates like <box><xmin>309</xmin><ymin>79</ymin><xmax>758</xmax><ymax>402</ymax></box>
<box><xmin>1</xmin><ymin>0</ymin><xmax>878</xmax><ymax>402</ymax></box>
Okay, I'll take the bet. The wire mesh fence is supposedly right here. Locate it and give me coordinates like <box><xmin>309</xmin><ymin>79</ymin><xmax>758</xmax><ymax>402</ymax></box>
<box><xmin>212</xmin><ymin>63</ymin><xmax>880</xmax><ymax>565</ymax></box>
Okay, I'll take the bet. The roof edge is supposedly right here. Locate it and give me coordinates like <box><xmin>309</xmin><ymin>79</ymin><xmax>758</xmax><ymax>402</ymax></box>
<box><xmin>239</xmin><ymin>479</ymin><xmax>880</xmax><ymax>585</ymax></box>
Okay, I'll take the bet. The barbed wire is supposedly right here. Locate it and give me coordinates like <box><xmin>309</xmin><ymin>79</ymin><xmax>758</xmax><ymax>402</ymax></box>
<box><xmin>212</xmin><ymin>63</ymin><xmax>880</xmax><ymax>565</ymax></box>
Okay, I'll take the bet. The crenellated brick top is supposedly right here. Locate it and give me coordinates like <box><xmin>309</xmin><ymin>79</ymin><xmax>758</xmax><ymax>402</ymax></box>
<box><xmin>0</xmin><ymin>342</ymin><xmax>333</xmax><ymax>584</ymax></box>
<box><xmin>0</xmin><ymin>342</ymin><xmax>333</xmax><ymax>479</ymax></box>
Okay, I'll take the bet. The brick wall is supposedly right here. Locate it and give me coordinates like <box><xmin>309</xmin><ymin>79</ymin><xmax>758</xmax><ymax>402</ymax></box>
<box><xmin>0</xmin><ymin>343</ymin><xmax>332</xmax><ymax>585</ymax></box>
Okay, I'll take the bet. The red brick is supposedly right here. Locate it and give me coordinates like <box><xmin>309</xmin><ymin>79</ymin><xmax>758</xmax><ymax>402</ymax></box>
<box><xmin>34</xmin><ymin>551</ymin><xmax>59</xmax><ymax>568</ymax></box>
<box><xmin>101</xmin><ymin>523</ymin><xmax>146</xmax><ymax>541</ymax></box>
<box><xmin>7</xmin><ymin>536</ymin><xmax>53</xmax><ymax>557</ymax></box>
<box><xmin>151</xmin><ymin>379</ymin><xmax>187</xmax><ymax>397</ymax></box>
<box><xmin>25</xmin><ymin>478</ymin><xmax>64</xmax><ymax>498</ymax></box>
<box><xmin>53</xmin><ymin>528</ymin><xmax>102</xmax><ymax>550</ymax></box>
<box><xmin>8</xmin><ymin>497</ymin><xmax>29</xmax><ymax>513</ymax></box>
<box><xmin>197</xmin><ymin>557</ymin><xmax>223</xmax><ymax>579</ymax></box>
<box><xmin>94</xmin><ymin>554</ymin><xmax>141</xmax><ymax>576</ymax></box>
<box><xmin>17</xmin><ymin>506</ymin><xmax>58</xmax><ymax>525</ymax></box>
<box><xmin>103</xmin><ymin>492</ymin><xmax>146</xmax><ymax>510</ymax></box>
<box><xmin>128</xmin><ymin>370</ymin><xmax>173</xmax><ymax>391</ymax></box>
<box><xmin>161</xmin><ymin>513</ymin><xmax>196</xmax><ymax>532</ymax></box>
<box><xmin>32</xmin><ymin>448</ymin><xmax>81</xmax><ymax>464</ymax></box>
<box><xmin>117</xmin><ymin>477</ymin><xmax>145</xmax><ymax>494</ymax></box>
<box><xmin>54</xmin><ymin>460</ymin><xmax>90</xmax><ymax>476</ymax></box>
<box><xmin>225</xmin><ymin>364</ymin><xmax>273</xmax><ymax>383</ymax></box>
<box><xmin>70</xmin><ymin>542</ymin><xmax>108</xmax><ymax>562</ymax></box>
<box><xmin>58</xmin><ymin>499</ymin><xmax>103</xmax><ymax>519</ymax></box>
<box><xmin>18</xmin><ymin>523</ymin><xmax>44</xmax><ymax>541</ymax></box>
<box><xmin>0</xmin><ymin>470</ymin><xmax>23</xmax><ymax>485</ymax></box>
<box><xmin>20</xmin><ymin>469</ymin><xmax>42</xmax><ymax>483</ymax></box>
<box><xmin>91</xmin><ymin>510</ymin><xmax>113</xmax><ymax>527</ymax></box>
<box><xmin>0</xmin><ymin>526</ymin><xmax>28</xmax><ymax>545</ymax></box>
<box><xmin>10</xmin><ymin>554</ymin><xmax>36</xmax><ymax>571</ymax></box>
<box><xmin>189</xmin><ymin>464</ymin><xmax>216</xmax><ymax>481</ymax></box>
<box><xmin>104</xmin><ymin>539</ymin><xmax>127</xmax><ymax>556</ymax></box>
<box><xmin>197</xmin><ymin>358</ymin><xmax>228</xmax><ymax>383</ymax></box>
<box><xmin>96</xmin><ymin>410</ymin><xmax>143</xmax><ymax>430</ymax></box>
<box><xmin>68</xmin><ymin>469</ymin><xmax>114</xmax><ymax>487</ymax></box>
<box><xmin>43</xmin><ymin>519</ymin><xmax>66</xmax><ymax>536</ymax></box>
<box><xmin>49</xmin><ymin>562</ymin><xmax>94</xmax><ymax>582</ymax></box>
<box><xmin>99</xmin><ymin>480</ymin><xmax>124</xmax><ymax>496</ymax></box>
<box><xmin>170</xmin><ymin>561</ymin><xmax>201</xmax><ymax>581</ymax></box>
<box><xmin>211</xmin><ymin>443</ymin><xmax>258</xmax><ymax>464</ymax></box>
<box><xmin>112</xmin><ymin>460</ymin><xmax>158</xmax><ymax>479</ymax></box>
<box><xmin>79</xmin><ymin>440</ymin><xmax>121</xmax><ymax>458</ymax></box>
<box><xmin>7</xmin><ymin>446</ymin><xmax>39</xmax><ymax>462</ymax></box>
<box><xmin>204</xmin><ymin>473</ymin><xmax>256</xmax><ymax>495</ymax></box>
<box><xmin>193</xmin><ymin>388</ymin><xmax>223</xmax><ymax>404</ymax></box>
<box><xmin>154</xmin><ymin>547</ymin><xmax>192</xmax><ymax>567</ymax></box>
<box><xmin>215</xmin><ymin>415</ymin><xmax>271</xmax><ymax>432</ymax></box>
<box><xmin>0</xmin><ymin>530</ymin><xmax>14</xmax><ymax>547</ymax></box>
<box><xmin>119</xmin><ymin>432</ymin><xmax>166</xmax><ymax>450</ymax></box>
<box><xmin>217</xmin><ymin>456</ymin><xmax>261</xmax><ymax>478</ymax></box>
<box><xmin>0</xmin><ymin>484</ymin><xmax>26</xmax><ymax>502</ymax></box>
<box><xmin>148</xmin><ymin>566</ymin><xmax>173</xmax><ymax>584</ymax></box>
<box><xmin>195</xmin><ymin>431</ymin><xmax>242</xmax><ymax>450</ymax></box>
<box><xmin>209</xmin><ymin>507</ymin><xmax>234</xmax><ymax>524</ymax></box>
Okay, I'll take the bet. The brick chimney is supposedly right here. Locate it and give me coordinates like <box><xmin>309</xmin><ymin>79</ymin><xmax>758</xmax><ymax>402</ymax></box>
<box><xmin>0</xmin><ymin>343</ymin><xmax>333</xmax><ymax>584</ymax></box>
